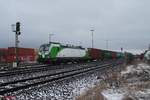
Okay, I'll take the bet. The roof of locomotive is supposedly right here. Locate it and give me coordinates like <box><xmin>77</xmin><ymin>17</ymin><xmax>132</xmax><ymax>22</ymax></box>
<box><xmin>49</xmin><ymin>42</ymin><xmax>85</xmax><ymax>49</ymax></box>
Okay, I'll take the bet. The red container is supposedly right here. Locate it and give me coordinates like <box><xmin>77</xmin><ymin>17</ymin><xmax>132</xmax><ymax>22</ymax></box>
<box><xmin>6</xmin><ymin>55</ymin><xmax>15</xmax><ymax>63</ymax></box>
<box><xmin>88</xmin><ymin>48</ymin><xmax>102</xmax><ymax>60</ymax></box>
<box><xmin>0</xmin><ymin>48</ymin><xmax>8</xmax><ymax>63</ymax></box>
<box><xmin>7</xmin><ymin>47</ymin><xmax>36</xmax><ymax>63</ymax></box>
<box><xmin>111</xmin><ymin>51</ymin><xmax>117</xmax><ymax>59</ymax></box>
<box><xmin>0</xmin><ymin>47</ymin><xmax>36</xmax><ymax>63</ymax></box>
<box><xmin>7</xmin><ymin>47</ymin><xmax>15</xmax><ymax>56</ymax></box>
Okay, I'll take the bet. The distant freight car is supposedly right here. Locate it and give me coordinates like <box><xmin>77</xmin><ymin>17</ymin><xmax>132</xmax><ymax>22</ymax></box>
<box><xmin>7</xmin><ymin>47</ymin><xmax>36</xmax><ymax>63</ymax></box>
<box><xmin>111</xmin><ymin>51</ymin><xmax>117</xmax><ymax>59</ymax></box>
<box><xmin>102</xmin><ymin>50</ymin><xmax>114</xmax><ymax>60</ymax></box>
<box><xmin>88</xmin><ymin>49</ymin><xmax>118</xmax><ymax>60</ymax></box>
<box><xmin>116</xmin><ymin>52</ymin><xmax>125</xmax><ymax>59</ymax></box>
<box><xmin>0</xmin><ymin>47</ymin><xmax>36</xmax><ymax>63</ymax></box>
<box><xmin>88</xmin><ymin>48</ymin><xmax>120</xmax><ymax>60</ymax></box>
<box><xmin>88</xmin><ymin>48</ymin><xmax>102</xmax><ymax>60</ymax></box>
<box><xmin>124</xmin><ymin>52</ymin><xmax>134</xmax><ymax>64</ymax></box>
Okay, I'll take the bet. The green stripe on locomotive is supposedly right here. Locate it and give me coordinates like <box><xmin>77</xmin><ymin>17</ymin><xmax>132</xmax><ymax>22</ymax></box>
<box><xmin>49</xmin><ymin>46</ymin><xmax>63</xmax><ymax>61</ymax></box>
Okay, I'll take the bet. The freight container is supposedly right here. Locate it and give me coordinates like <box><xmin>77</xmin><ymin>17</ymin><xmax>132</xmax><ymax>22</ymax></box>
<box><xmin>8</xmin><ymin>47</ymin><xmax>35</xmax><ymax>56</ymax></box>
<box><xmin>125</xmin><ymin>52</ymin><xmax>134</xmax><ymax>64</ymax></box>
<box><xmin>88</xmin><ymin>48</ymin><xmax>102</xmax><ymax>60</ymax></box>
<box><xmin>116</xmin><ymin>52</ymin><xmax>124</xmax><ymax>59</ymax></box>
<box><xmin>111</xmin><ymin>51</ymin><xmax>117</xmax><ymax>59</ymax></box>
<box><xmin>0</xmin><ymin>48</ymin><xmax>7</xmax><ymax>63</ymax></box>
<box><xmin>102</xmin><ymin>50</ymin><xmax>112</xmax><ymax>59</ymax></box>
<box><xmin>0</xmin><ymin>47</ymin><xmax>36</xmax><ymax>63</ymax></box>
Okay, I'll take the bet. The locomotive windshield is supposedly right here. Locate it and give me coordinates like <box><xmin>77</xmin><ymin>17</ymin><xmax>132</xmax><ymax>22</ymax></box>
<box><xmin>39</xmin><ymin>44</ymin><xmax>50</xmax><ymax>52</ymax></box>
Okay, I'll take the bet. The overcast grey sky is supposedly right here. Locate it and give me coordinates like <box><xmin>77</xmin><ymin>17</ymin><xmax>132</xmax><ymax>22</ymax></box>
<box><xmin>0</xmin><ymin>0</ymin><xmax>150</xmax><ymax>53</ymax></box>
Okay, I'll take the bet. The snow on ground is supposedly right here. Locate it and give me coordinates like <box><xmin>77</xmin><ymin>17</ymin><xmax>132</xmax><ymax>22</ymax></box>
<box><xmin>121</xmin><ymin>63</ymin><xmax>150</xmax><ymax>76</ymax></box>
<box><xmin>132</xmin><ymin>89</ymin><xmax>150</xmax><ymax>99</ymax></box>
<box><xmin>121</xmin><ymin>65</ymin><xmax>134</xmax><ymax>75</ymax></box>
<box><xmin>14</xmin><ymin>73</ymin><xmax>101</xmax><ymax>100</ymax></box>
<box><xmin>0</xmin><ymin>65</ymin><xmax>85</xmax><ymax>84</ymax></box>
<box><xmin>102</xmin><ymin>62</ymin><xmax>150</xmax><ymax>100</ymax></box>
<box><xmin>102</xmin><ymin>89</ymin><xmax>124</xmax><ymax>100</ymax></box>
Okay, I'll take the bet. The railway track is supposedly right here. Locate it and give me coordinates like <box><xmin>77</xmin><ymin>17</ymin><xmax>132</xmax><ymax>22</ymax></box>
<box><xmin>0</xmin><ymin>64</ymin><xmax>49</xmax><ymax>77</ymax></box>
<box><xmin>0</xmin><ymin>60</ymin><xmax>116</xmax><ymax>77</ymax></box>
<box><xmin>0</xmin><ymin>64</ymin><xmax>8</xmax><ymax>70</ymax></box>
<box><xmin>0</xmin><ymin>63</ymin><xmax>45</xmax><ymax>71</ymax></box>
<box><xmin>0</xmin><ymin>60</ymin><xmax>124</xmax><ymax>95</ymax></box>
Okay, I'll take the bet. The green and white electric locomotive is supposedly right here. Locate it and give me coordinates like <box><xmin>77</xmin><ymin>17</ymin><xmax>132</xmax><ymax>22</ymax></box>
<box><xmin>38</xmin><ymin>42</ymin><xmax>89</xmax><ymax>64</ymax></box>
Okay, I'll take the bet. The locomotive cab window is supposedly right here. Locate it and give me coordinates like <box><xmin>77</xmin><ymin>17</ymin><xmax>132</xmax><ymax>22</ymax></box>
<box><xmin>39</xmin><ymin>44</ymin><xmax>49</xmax><ymax>52</ymax></box>
<box><xmin>44</xmin><ymin>45</ymin><xmax>49</xmax><ymax>51</ymax></box>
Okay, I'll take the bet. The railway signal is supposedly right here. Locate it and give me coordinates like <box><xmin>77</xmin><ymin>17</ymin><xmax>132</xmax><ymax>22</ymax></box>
<box><xmin>121</xmin><ymin>48</ymin><xmax>123</xmax><ymax>52</ymax></box>
<box><xmin>16</xmin><ymin>22</ymin><xmax>21</xmax><ymax>35</ymax></box>
<box><xmin>16</xmin><ymin>22</ymin><xmax>20</xmax><ymax>32</ymax></box>
<box><xmin>11</xmin><ymin>22</ymin><xmax>21</xmax><ymax>67</ymax></box>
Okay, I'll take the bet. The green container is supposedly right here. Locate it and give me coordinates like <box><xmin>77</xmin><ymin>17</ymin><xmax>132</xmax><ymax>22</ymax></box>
<box><xmin>102</xmin><ymin>50</ymin><xmax>112</xmax><ymax>59</ymax></box>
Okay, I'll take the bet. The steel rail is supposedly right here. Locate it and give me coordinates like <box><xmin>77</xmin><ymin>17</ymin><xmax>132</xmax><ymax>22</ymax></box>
<box><xmin>0</xmin><ymin>61</ymin><xmax>123</xmax><ymax>95</ymax></box>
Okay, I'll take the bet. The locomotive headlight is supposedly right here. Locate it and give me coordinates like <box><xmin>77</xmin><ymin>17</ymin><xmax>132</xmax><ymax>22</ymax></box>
<box><xmin>45</xmin><ymin>52</ymin><xmax>49</xmax><ymax>55</ymax></box>
<box><xmin>42</xmin><ymin>54</ymin><xmax>45</xmax><ymax>58</ymax></box>
<box><xmin>38</xmin><ymin>52</ymin><xmax>42</xmax><ymax>55</ymax></box>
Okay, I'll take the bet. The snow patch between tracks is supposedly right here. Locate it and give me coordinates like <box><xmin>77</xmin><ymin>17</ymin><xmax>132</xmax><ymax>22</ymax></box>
<box><xmin>15</xmin><ymin>74</ymin><xmax>100</xmax><ymax>100</ymax></box>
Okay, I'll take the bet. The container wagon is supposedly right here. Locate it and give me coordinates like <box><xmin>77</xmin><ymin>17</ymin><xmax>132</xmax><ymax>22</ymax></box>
<box><xmin>0</xmin><ymin>47</ymin><xmax>36</xmax><ymax>63</ymax></box>
<box><xmin>101</xmin><ymin>50</ymin><xmax>113</xmax><ymax>60</ymax></box>
<box><xmin>124</xmin><ymin>52</ymin><xmax>134</xmax><ymax>64</ymax></box>
<box><xmin>111</xmin><ymin>51</ymin><xmax>117</xmax><ymax>59</ymax></box>
<box><xmin>88</xmin><ymin>48</ymin><xmax>102</xmax><ymax>61</ymax></box>
<box><xmin>7</xmin><ymin>47</ymin><xmax>36</xmax><ymax>63</ymax></box>
<box><xmin>0</xmin><ymin>48</ymin><xmax>7</xmax><ymax>63</ymax></box>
